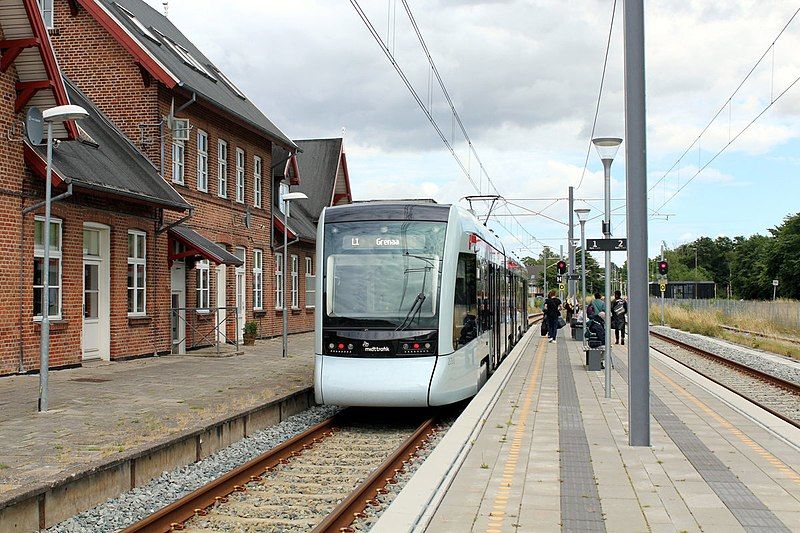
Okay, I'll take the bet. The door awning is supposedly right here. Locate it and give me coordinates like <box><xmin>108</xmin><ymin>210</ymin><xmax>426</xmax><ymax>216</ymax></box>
<box><xmin>168</xmin><ymin>225</ymin><xmax>243</xmax><ymax>267</ymax></box>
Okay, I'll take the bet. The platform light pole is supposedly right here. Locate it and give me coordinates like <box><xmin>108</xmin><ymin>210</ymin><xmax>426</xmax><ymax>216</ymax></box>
<box><xmin>39</xmin><ymin>105</ymin><xmax>89</xmax><ymax>412</ymax></box>
<box><xmin>568</xmin><ymin>186</ymin><xmax>575</xmax><ymax>305</ymax></box>
<box><xmin>624</xmin><ymin>0</ymin><xmax>650</xmax><ymax>446</ymax></box>
<box><xmin>281</xmin><ymin>191</ymin><xmax>308</xmax><ymax>358</ymax></box>
<box><xmin>592</xmin><ymin>136</ymin><xmax>622</xmax><ymax>399</ymax></box>
<box><xmin>575</xmin><ymin>208</ymin><xmax>590</xmax><ymax>347</ymax></box>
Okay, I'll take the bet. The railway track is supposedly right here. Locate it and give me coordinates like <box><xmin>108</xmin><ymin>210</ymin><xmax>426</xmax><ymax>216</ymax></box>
<box><xmin>122</xmin><ymin>410</ymin><xmax>440</xmax><ymax>533</ymax></box>
<box><xmin>650</xmin><ymin>330</ymin><xmax>800</xmax><ymax>428</ymax></box>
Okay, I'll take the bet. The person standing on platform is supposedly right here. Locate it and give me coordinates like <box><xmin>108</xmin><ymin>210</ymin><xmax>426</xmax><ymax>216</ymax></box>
<box><xmin>543</xmin><ymin>290</ymin><xmax>562</xmax><ymax>343</ymax></box>
<box><xmin>611</xmin><ymin>290</ymin><xmax>628</xmax><ymax>345</ymax></box>
<box><xmin>591</xmin><ymin>292</ymin><xmax>606</xmax><ymax>317</ymax></box>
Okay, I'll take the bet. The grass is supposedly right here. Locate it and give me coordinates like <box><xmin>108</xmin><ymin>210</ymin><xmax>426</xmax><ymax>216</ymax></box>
<box><xmin>651</xmin><ymin>304</ymin><xmax>800</xmax><ymax>360</ymax></box>
<box><xmin>0</xmin><ymin>463</ymin><xmax>8</xmax><ymax>470</ymax></box>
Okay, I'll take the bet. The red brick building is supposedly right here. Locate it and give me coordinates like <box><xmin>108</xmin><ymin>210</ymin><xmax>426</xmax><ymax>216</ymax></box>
<box><xmin>0</xmin><ymin>0</ymin><xmax>351</xmax><ymax>375</ymax></box>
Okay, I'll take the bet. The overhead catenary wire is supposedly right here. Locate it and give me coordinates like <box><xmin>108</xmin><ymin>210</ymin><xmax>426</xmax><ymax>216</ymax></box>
<box><xmin>575</xmin><ymin>0</ymin><xmax>617</xmax><ymax>190</ymax></box>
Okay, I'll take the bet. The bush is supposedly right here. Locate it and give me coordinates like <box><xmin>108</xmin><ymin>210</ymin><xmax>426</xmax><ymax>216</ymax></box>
<box><xmin>243</xmin><ymin>321</ymin><xmax>258</xmax><ymax>337</ymax></box>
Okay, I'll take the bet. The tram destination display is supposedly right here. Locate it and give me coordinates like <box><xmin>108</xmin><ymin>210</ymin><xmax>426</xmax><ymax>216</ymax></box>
<box><xmin>341</xmin><ymin>234</ymin><xmax>427</xmax><ymax>250</ymax></box>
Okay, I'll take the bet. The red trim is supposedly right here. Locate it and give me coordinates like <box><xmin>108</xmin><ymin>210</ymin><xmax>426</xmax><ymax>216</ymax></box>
<box><xmin>15</xmin><ymin>80</ymin><xmax>52</xmax><ymax>112</ymax></box>
<box><xmin>0</xmin><ymin>38</ymin><xmax>40</xmax><ymax>72</ymax></box>
<box><xmin>339</xmin><ymin>150</ymin><xmax>353</xmax><ymax>203</ymax></box>
<box><xmin>272</xmin><ymin>214</ymin><xmax>297</xmax><ymax>239</ymax></box>
<box><xmin>67</xmin><ymin>0</ymin><xmax>80</xmax><ymax>17</ymax></box>
<box><xmin>24</xmin><ymin>143</ymin><xmax>66</xmax><ymax>187</ymax></box>
<box><xmin>168</xmin><ymin>232</ymin><xmax>221</xmax><ymax>267</ymax></box>
<box><xmin>21</xmin><ymin>0</ymin><xmax>79</xmax><ymax>139</ymax></box>
<box><xmin>74</xmin><ymin>0</ymin><xmax>177</xmax><ymax>88</ymax></box>
<box><xmin>288</xmin><ymin>154</ymin><xmax>301</xmax><ymax>186</ymax></box>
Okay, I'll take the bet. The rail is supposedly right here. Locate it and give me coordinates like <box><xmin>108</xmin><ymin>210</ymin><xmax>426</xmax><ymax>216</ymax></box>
<box><xmin>649</xmin><ymin>330</ymin><xmax>800</xmax><ymax>429</ymax></box>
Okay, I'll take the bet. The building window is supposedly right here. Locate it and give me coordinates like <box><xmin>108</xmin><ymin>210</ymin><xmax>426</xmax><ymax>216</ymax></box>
<box><xmin>253</xmin><ymin>249</ymin><xmax>263</xmax><ymax>310</ymax></box>
<box><xmin>38</xmin><ymin>0</ymin><xmax>54</xmax><ymax>29</ymax></box>
<box><xmin>291</xmin><ymin>255</ymin><xmax>299</xmax><ymax>308</ymax></box>
<box><xmin>197</xmin><ymin>130</ymin><xmax>208</xmax><ymax>192</ymax></box>
<box><xmin>196</xmin><ymin>259</ymin><xmax>210</xmax><ymax>311</ymax></box>
<box><xmin>278</xmin><ymin>181</ymin><xmax>289</xmax><ymax>214</ymax></box>
<box><xmin>33</xmin><ymin>217</ymin><xmax>61</xmax><ymax>319</ymax></box>
<box><xmin>253</xmin><ymin>156</ymin><xmax>262</xmax><ymax>208</ymax></box>
<box><xmin>305</xmin><ymin>256</ymin><xmax>315</xmax><ymax>308</ymax></box>
<box><xmin>127</xmin><ymin>230</ymin><xmax>147</xmax><ymax>316</ymax></box>
<box><xmin>217</xmin><ymin>139</ymin><xmax>228</xmax><ymax>198</ymax></box>
<box><xmin>275</xmin><ymin>252</ymin><xmax>283</xmax><ymax>309</ymax></box>
<box><xmin>235</xmin><ymin>148</ymin><xmax>245</xmax><ymax>203</ymax></box>
<box><xmin>172</xmin><ymin>138</ymin><xmax>184</xmax><ymax>184</ymax></box>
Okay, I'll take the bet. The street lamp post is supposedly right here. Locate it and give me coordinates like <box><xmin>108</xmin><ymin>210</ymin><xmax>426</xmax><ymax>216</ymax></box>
<box><xmin>592</xmin><ymin>136</ymin><xmax>622</xmax><ymax>399</ymax></box>
<box><xmin>39</xmin><ymin>105</ymin><xmax>89</xmax><ymax>412</ymax></box>
<box><xmin>575</xmin><ymin>208</ymin><xmax>590</xmax><ymax>348</ymax></box>
<box><xmin>281</xmin><ymin>191</ymin><xmax>307</xmax><ymax>358</ymax></box>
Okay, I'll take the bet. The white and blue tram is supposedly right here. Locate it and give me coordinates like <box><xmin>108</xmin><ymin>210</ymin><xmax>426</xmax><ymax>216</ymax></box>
<box><xmin>314</xmin><ymin>202</ymin><xmax>528</xmax><ymax>407</ymax></box>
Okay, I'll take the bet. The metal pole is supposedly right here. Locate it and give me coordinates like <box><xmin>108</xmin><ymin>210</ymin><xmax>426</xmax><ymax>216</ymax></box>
<box><xmin>660</xmin><ymin>242</ymin><xmax>665</xmax><ymax>325</ymax></box>
<box><xmin>568</xmin><ymin>186</ymin><xmax>575</xmax><ymax>304</ymax></box>
<box><xmin>283</xmin><ymin>198</ymin><xmax>289</xmax><ymax>358</ymax></box>
<box><xmin>559</xmin><ymin>244</ymin><xmax>564</xmax><ymax>301</ymax></box>
<box><xmin>602</xmin><ymin>158</ymin><xmax>612</xmax><ymax>398</ymax></box>
<box><xmin>624</xmin><ymin>0</ymin><xmax>650</xmax><ymax>446</ymax></box>
<box><xmin>580</xmin><ymin>220</ymin><xmax>587</xmax><ymax>348</ymax></box>
<box><xmin>543</xmin><ymin>248</ymin><xmax>548</xmax><ymax>297</ymax></box>
<box><xmin>39</xmin><ymin>121</ymin><xmax>53</xmax><ymax>412</ymax></box>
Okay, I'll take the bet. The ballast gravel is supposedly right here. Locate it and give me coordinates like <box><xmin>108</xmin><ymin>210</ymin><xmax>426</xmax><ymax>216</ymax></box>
<box><xmin>651</xmin><ymin>325</ymin><xmax>800</xmax><ymax>386</ymax></box>
<box><xmin>47</xmin><ymin>405</ymin><xmax>340</xmax><ymax>533</ymax></box>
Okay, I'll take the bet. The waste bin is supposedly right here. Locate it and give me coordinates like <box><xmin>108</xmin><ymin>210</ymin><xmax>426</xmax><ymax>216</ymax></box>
<box><xmin>585</xmin><ymin>349</ymin><xmax>603</xmax><ymax>371</ymax></box>
<box><xmin>572</xmin><ymin>323</ymin><xmax>584</xmax><ymax>341</ymax></box>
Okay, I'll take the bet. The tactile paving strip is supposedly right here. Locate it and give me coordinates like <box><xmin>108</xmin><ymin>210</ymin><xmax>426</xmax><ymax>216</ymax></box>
<box><xmin>558</xmin><ymin>339</ymin><xmax>606</xmax><ymax>532</ymax></box>
<box><xmin>615</xmin><ymin>357</ymin><xmax>791</xmax><ymax>532</ymax></box>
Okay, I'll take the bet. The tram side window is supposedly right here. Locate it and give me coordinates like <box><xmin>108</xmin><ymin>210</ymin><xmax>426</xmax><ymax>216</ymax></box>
<box><xmin>453</xmin><ymin>253</ymin><xmax>478</xmax><ymax>349</ymax></box>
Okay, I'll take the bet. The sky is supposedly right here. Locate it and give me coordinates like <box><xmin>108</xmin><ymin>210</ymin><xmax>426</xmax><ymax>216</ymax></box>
<box><xmin>145</xmin><ymin>0</ymin><xmax>800</xmax><ymax>262</ymax></box>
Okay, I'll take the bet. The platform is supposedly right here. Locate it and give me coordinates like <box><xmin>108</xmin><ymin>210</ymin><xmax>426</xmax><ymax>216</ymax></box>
<box><xmin>376</xmin><ymin>329</ymin><xmax>800</xmax><ymax>532</ymax></box>
<box><xmin>0</xmin><ymin>333</ymin><xmax>315</xmax><ymax>529</ymax></box>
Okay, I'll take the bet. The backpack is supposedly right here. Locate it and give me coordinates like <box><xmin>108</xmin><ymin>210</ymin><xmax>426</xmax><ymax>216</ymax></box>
<box><xmin>613</xmin><ymin>300</ymin><xmax>625</xmax><ymax>316</ymax></box>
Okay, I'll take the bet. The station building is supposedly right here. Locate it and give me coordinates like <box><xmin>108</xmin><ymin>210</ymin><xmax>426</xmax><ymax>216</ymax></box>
<box><xmin>0</xmin><ymin>0</ymin><xmax>351</xmax><ymax>375</ymax></box>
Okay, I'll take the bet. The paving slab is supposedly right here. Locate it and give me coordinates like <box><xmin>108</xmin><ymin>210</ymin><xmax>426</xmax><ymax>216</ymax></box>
<box><xmin>0</xmin><ymin>333</ymin><xmax>315</xmax><ymax>495</ymax></box>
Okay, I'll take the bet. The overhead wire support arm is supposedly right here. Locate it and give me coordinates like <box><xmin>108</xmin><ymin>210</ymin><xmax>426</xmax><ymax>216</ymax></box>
<box><xmin>462</xmin><ymin>194</ymin><xmax>502</xmax><ymax>225</ymax></box>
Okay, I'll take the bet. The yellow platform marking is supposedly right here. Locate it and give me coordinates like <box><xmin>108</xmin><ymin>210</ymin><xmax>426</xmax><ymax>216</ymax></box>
<box><xmin>485</xmin><ymin>338</ymin><xmax>547</xmax><ymax>532</ymax></box>
<box><xmin>651</xmin><ymin>364</ymin><xmax>800</xmax><ymax>486</ymax></box>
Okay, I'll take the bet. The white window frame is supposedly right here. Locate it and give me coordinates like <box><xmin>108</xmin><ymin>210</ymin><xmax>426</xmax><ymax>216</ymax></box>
<box><xmin>33</xmin><ymin>216</ymin><xmax>62</xmax><ymax>320</ymax></box>
<box><xmin>196</xmin><ymin>259</ymin><xmax>210</xmax><ymax>312</ymax></box>
<box><xmin>196</xmin><ymin>130</ymin><xmax>208</xmax><ymax>192</ymax></box>
<box><xmin>275</xmin><ymin>252</ymin><xmax>284</xmax><ymax>310</ymax></box>
<box><xmin>38</xmin><ymin>0</ymin><xmax>54</xmax><ymax>29</ymax></box>
<box><xmin>127</xmin><ymin>230</ymin><xmax>147</xmax><ymax>317</ymax></box>
<box><xmin>253</xmin><ymin>156</ymin><xmax>262</xmax><ymax>208</ymax></box>
<box><xmin>171</xmin><ymin>138</ymin><xmax>185</xmax><ymax>184</ymax></box>
<box><xmin>305</xmin><ymin>256</ymin><xmax>315</xmax><ymax>309</ymax></box>
<box><xmin>278</xmin><ymin>181</ymin><xmax>289</xmax><ymax>214</ymax></box>
<box><xmin>291</xmin><ymin>254</ymin><xmax>299</xmax><ymax>309</ymax></box>
<box><xmin>117</xmin><ymin>4</ymin><xmax>160</xmax><ymax>42</ymax></box>
<box><xmin>235</xmin><ymin>148</ymin><xmax>245</xmax><ymax>203</ymax></box>
<box><xmin>217</xmin><ymin>139</ymin><xmax>228</xmax><ymax>198</ymax></box>
<box><xmin>253</xmin><ymin>249</ymin><xmax>263</xmax><ymax>310</ymax></box>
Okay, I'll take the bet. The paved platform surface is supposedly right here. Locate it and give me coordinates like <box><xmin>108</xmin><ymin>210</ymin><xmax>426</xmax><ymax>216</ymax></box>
<box><xmin>0</xmin><ymin>333</ymin><xmax>314</xmax><ymax>495</ymax></box>
<box><xmin>427</xmin><ymin>334</ymin><xmax>800</xmax><ymax>532</ymax></box>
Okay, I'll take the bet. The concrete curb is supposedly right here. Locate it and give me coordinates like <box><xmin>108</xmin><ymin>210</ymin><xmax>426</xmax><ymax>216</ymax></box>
<box><xmin>0</xmin><ymin>387</ymin><xmax>314</xmax><ymax>531</ymax></box>
<box><xmin>372</xmin><ymin>328</ymin><xmax>538</xmax><ymax>533</ymax></box>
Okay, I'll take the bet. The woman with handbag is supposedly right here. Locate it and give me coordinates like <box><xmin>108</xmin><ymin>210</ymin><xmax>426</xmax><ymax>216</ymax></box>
<box><xmin>543</xmin><ymin>290</ymin><xmax>562</xmax><ymax>343</ymax></box>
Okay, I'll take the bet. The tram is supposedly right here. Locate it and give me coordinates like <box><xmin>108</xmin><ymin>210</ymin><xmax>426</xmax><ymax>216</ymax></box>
<box><xmin>314</xmin><ymin>201</ymin><xmax>528</xmax><ymax>407</ymax></box>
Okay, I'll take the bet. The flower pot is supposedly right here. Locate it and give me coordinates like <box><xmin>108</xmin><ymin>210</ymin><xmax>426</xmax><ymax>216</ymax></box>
<box><xmin>243</xmin><ymin>332</ymin><xmax>256</xmax><ymax>346</ymax></box>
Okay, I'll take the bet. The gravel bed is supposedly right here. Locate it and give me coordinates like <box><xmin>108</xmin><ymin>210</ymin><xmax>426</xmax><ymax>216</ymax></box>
<box><xmin>350</xmin><ymin>409</ymin><xmax>459</xmax><ymax>532</ymax></box>
<box><xmin>47</xmin><ymin>405</ymin><xmax>340</xmax><ymax>533</ymax></box>
<box><xmin>651</xmin><ymin>325</ymin><xmax>800</xmax><ymax>386</ymax></box>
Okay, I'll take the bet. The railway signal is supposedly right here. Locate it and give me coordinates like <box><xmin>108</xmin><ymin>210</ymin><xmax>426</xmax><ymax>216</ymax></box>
<box><xmin>658</xmin><ymin>260</ymin><xmax>668</xmax><ymax>276</ymax></box>
<box><xmin>557</xmin><ymin>260</ymin><xmax>567</xmax><ymax>275</ymax></box>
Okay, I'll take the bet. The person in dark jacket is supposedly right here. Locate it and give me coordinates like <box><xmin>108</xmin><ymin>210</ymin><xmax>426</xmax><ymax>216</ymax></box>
<box><xmin>542</xmin><ymin>290</ymin><xmax>562</xmax><ymax>343</ymax></box>
<box><xmin>610</xmin><ymin>290</ymin><xmax>628</xmax><ymax>345</ymax></box>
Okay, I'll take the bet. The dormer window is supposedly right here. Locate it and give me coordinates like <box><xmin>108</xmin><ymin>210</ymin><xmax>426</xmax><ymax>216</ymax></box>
<box><xmin>114</xmin><ymin>3</ymin><xmax>160</xmax><ymax>43</ymax></box>
<box><xmin>154</xmin><ymin>29</ymin><xmax>216</xmax><ymax>80</ymax></box>
<box><xmin>213</xmin><ymin>68</ymin><xmax>246</xmax><ymax>99</ymax></box>
<box><xmin>38</xmin><ymin>0</ymin><xmax>54</xmax><ymax>29</ymax></box>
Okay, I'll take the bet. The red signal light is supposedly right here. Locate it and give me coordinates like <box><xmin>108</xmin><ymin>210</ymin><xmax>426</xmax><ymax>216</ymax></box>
<box><xmin>658</xmin><ymin>261</ymin><xmax>669</xmax><ymax>276</ymax></box>
<box><xmin>557</xmin><ymin>260</ymin><xmax>567</xmax><ymax>274</ymax></box>
<box><xmin>337</xmin><ymin>343</ymin><xmax>345</xmax><ymax>350</ymax></box>
<box><xmin>412</xmin><ymin>343</ymin><xmax>420</xmax><ymax>350</ymax></box>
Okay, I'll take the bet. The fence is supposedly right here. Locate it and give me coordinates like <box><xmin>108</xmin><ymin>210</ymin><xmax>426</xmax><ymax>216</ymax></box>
<box><xmin>170</xmin><ymin>306</ymin><xmax>241</xmax><ymax>355</ymax></box>
<box><xmin>649</xmin><ymin>297</ymin><xmax>800</xmax><ymax>330</ymax></box>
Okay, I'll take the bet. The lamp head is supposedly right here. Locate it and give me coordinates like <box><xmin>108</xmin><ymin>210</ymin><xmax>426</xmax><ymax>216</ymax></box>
<box><xmin>574</xmin><ymin>208</ymin><xmax>591</xmax><ymax>221</ymax></box>
<box><xmin>282</xmin><ymin>192</ymin><xmax>308</xmax><ymax>201</ymax></box>
<box><xmin>43</xmin><ymin>105</ymin><xmax>89</xmax><ymax>123</ymax></box>
<box><xmin>591</xmin><ymin>137</ymin><xmax>622</xmax><ymax>162</ymax></box>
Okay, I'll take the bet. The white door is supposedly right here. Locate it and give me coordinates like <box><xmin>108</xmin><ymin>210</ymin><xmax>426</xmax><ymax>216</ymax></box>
<box><xmin>82</xmin><ymin>225</ymin><xmax>110</xmax><ymax>361</ymax></box>
<box><xmin>235</xmin><ymin>247</ymin><xmax>246</xmax><ymax>342</ymax></box>
<box><xmin>216</xmin><ymin>262</ymin><xmax>227</xmax><ymax>344</ymax></box>
<box><xmin>171</xmin><ymin>261</ymin><xmax>186</xmax><ymax>354</ymax></box>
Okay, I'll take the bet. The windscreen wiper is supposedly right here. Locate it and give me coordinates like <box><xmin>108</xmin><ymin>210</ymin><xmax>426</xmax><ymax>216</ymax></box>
<box><xmin>395</xmin><ymin>264</ymin><xmax>430</xmax><ymax>332</ymax></box>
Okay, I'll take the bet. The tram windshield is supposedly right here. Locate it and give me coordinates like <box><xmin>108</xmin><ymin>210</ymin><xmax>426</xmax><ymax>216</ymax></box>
<box><xmin>323</xmin><ymin>221</ymin><xmax>446</xmax><ymax>329</ymax></box>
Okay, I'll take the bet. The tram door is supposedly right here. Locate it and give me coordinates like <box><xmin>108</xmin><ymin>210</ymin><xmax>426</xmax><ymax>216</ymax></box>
<box><xmin>488</xmin><ymin>263</ymin><xmax>500</xmax><ymax>369</ymax></box>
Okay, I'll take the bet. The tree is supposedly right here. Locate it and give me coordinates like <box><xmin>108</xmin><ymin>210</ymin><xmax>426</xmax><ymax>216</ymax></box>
<box><xmin>765</xmin><ymin>212</ymin><xmax>800</xmax><ymax>299</ymax></box>
<box><xmin>730</xmin><ymin>235</ymin><xmax>771</xmax><ymax>299</ymax></box>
